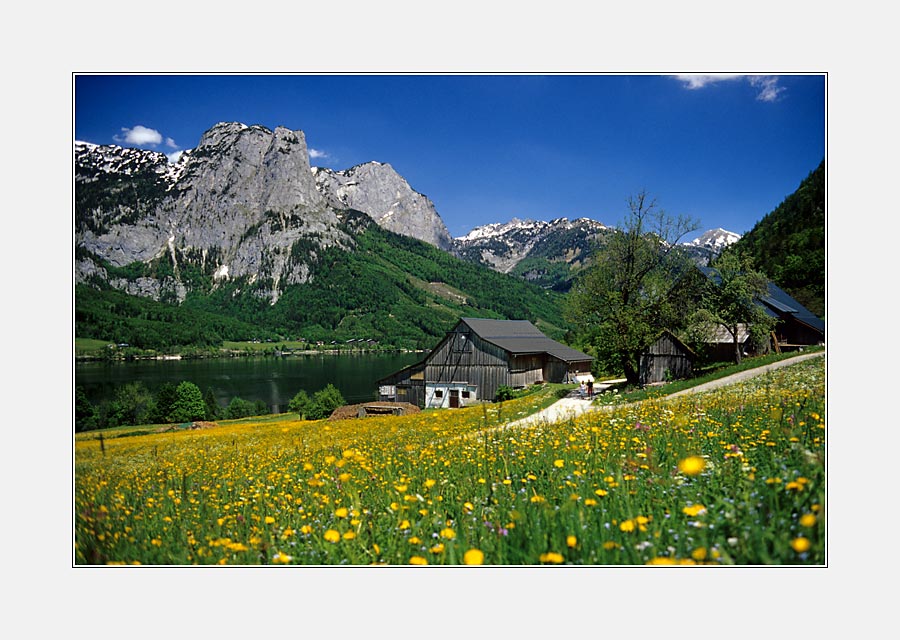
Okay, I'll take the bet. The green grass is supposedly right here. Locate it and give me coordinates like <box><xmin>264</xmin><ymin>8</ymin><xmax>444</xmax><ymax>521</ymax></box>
<box><xmin>75</xmin><ymin>337</ymin><xmax>115</xmax><ymax>355</ymax></box>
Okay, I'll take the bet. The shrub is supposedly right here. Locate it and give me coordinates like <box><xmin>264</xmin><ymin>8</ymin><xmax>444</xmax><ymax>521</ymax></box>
<box><xmin>495</xmin><ymin>385</ymin><xmax>516</xmax><ymax>402</ymax></box>
<box><xmin>222</xmin><ymin>397</ymin><xmax>256</xmax><ymax>420</ymax></box>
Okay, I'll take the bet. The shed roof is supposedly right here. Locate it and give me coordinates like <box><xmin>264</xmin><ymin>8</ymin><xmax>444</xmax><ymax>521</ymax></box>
<box><xmin>460</xmin><ymin>317</ymin><xmax>593</xmax><ymax>363</ymax></box>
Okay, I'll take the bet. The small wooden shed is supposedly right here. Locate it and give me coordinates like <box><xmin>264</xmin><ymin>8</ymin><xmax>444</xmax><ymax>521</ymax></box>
<box><xmin>639</xmin><ymin>330</ymin><xmax>696</xmax><ymax>385</ymax></box>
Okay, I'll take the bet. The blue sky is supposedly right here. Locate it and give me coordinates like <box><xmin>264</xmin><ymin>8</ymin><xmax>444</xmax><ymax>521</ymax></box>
<box><xmin>74</xmin><ymin>74</ymin><xmax>825</xmax><ymax>241</ymax></box>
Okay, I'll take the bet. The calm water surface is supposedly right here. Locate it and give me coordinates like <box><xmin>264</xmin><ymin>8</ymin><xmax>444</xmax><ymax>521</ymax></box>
<box><xmin>75</xmin><ymin>352</ymin><xmax>423</xmax><ymax>414</ymax></box>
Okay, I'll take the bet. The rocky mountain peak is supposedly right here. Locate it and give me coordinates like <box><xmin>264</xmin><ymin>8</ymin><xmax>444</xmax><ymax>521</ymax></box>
<box><xmin>313</xmin><ymin>161</ymin><xmax>454</xmax><ymax>251</ymax></box>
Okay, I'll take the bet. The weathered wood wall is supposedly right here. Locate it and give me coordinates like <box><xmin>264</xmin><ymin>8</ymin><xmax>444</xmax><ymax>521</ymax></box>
<box><xmin>639</xmin><ymin>333</ymin><xmax>694</xmax><ymax>385</ymax></box>
<box><xmin>425</xmin><ymin>326</ymin><xmax>520</xmax><ymax>402</ymax></box>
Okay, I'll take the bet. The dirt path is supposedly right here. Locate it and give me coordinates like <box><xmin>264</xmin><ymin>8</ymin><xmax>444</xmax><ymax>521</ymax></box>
<box><xmin>503</xmin><ymin>351</ymin><xmax>824</xmax><ymax>429</ymax></box>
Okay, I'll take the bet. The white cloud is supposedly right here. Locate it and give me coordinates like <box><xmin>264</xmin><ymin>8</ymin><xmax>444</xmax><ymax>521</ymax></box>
<box><xmin>167</xmin><ymin>150</ymin><xmax>184</xmax><ymax>163</ymax></box>
<box><xmin>676</xmin><ymin>74</ymin><xmax>785</xmax><ymax>102</ymax></box>
<box><xmin>114</xmin><ymin>125</ymin><xmax>163</xmax><ymax>146</ymax></box>
<box><xmin>309</xmin><ymin>148</ymin><xmax>328</xmax><ymax>159</ymax></box>
<box><xmin>165</xmin><ymin>137</ymin><xmax>178</xmax><ymax>149</ymax></box>
<box><xmin>676</xmin><ymin>74</ymin><xmax>743</xmax><ymax>89</ymax></box>
<box><xmin>748</xmin><ymin>76</ymin><xmax>785</xmax><ymax>102</ymax></box>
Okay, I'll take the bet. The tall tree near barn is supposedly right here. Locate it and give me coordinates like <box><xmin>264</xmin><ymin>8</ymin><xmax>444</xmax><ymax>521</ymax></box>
<box><xmin>690</xmin><ymin>250</ymin><xmax>776</xmax><ymax>364</ymax></box>
<box><xmin>567</xmin><ymin>191</ymin><xmax>700</xmax><ymax>384</ymax></box>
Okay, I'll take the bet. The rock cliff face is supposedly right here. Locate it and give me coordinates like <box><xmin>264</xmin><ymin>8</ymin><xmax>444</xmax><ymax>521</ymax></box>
<box><xmin>312</xmin><ymin>162</ymin><xmax>454</xmax><ymax>251</ymax></box>
<box><xmin>76</xmin><ymin>123</ymin><xmax>353</xmax><ymax>304</ymax></box>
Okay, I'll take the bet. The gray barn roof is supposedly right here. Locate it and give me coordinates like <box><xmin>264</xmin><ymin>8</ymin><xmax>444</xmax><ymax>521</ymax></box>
<box><xmin>460</xmin><ymin>317</ymin><xmax>593</xmax><ymax>363</ymax></box>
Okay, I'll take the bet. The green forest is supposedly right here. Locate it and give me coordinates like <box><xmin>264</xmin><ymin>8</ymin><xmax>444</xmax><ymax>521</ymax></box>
<box><xmin>730</xmin><ymin>160</ymin><xmax>825</xmax><ymax>318</ymax></box>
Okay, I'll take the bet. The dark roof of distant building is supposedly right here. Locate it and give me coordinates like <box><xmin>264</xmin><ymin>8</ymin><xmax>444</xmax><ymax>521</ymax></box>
<box><xmin>698</xmin><ymin>266</ymin><xmax>825</xmax><ymax>335</ymax></box>
<box><xmin>460</xmin><ymin>317</ymin><xmax>593</xmax><ymax>363</ymax></box>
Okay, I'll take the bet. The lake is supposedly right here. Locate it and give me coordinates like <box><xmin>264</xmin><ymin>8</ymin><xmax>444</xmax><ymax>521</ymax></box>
<box><xmin>74</xmin><ymin>352</ymin><xmax>424</xmax><ymax>414</ymax></box>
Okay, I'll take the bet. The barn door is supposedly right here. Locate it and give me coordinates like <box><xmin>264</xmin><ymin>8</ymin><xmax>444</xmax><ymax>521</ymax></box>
<box><xmin>449</xmin><ymin>389</ymin><xmax>460</xmax><ymax>408</ymax></box>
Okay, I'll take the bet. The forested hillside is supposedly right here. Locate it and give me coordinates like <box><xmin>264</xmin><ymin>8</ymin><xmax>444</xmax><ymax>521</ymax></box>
<box><xmin>731</xmin><ymin>160</ymin><xmax>825</xmax><ymax>318</ymax></box>
<box><xmin>75</xmin><ymin>210</ymin><xmax>568</xmax><ymax>351</ymax></box>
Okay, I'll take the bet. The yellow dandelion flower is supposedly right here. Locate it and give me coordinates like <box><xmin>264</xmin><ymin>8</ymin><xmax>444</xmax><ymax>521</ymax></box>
<box><xmin>440</xmin><ymin>527</ymin><xmax>456</xmax><ymax>540</ymax></box>
<box><xmin>335</xmin><ymin>507</ymin><xmax>349</xmax><ymax>518</ymax></box>
<box><xmin>602</xmin><ymin>541</ymin><xmax>619</xmax><ymax>550</ymax></box>
<box><xmin>399</xmin><ymin>519</ymin><xmax>411</xmax><ymax>530</ymax></box>
<box><xmin>409</xmin><ymin>536</ymin><xmax>422</xmax><ymax>545</ymax></box>
<box><xmin>594</xmin><ymin>489</ymin><xmax>608</xmax><ymax>497</ymax></box>
<box><xmin>790</xmin><ymin>537</ymin><xmax>811</xmax><ymax>553</ymax></box>
<box><xmin>554</xmin><ymin>459</ymin><xmax>565</xmax><ymax>468</ymax></box>
<box><xmin>463</xmin><ymin>549</ymin><xmax>485</xmax><ymax>565</ymax></box>
<box><xmin>430</xmin><ymin>543</ymin><xmax>445</xmax><ymax>554</ymax></box>
<box><xmin>678</xmin><ymin>456</ymin><xmax>706</xmax><ymax>476</ymax></box>
<box><xmin>342</xmin><ymin>531</ymin><xmax>356</xmax><ymax>541</ymax></box>
<box><xmin>323</xmin><ymin>529</ymin><xmax>341</xmax><ymax>543</ymax></box>
<box><xmin>265</xmin><ymin>516</ymin><xmax>276</xmax><ymax>525</ymax></box>
<box><xmin>691</xmin><ymin>547</ymin><xmax>708</xmax><ymax>561</ymax></box>
<box><xmin>567</xmin><ymin>536</ymin><xmax>577</xmax><ymax>548</ymax></box>
<box><xmin>300</xmin><ymin>525</ymin><xmax>313</xmax><ymax>535</ymax></box>
<box><xmin>584</xmin><ymin>498</ymin><xmax>598</xmax><ymax>506</ymax></box>
<box><xmin>539</xmin><ymin>552</ymin><xmax>564</xmax><ymax>564</ymax></box>
<box><xmin>799</xmin><ymin>513</ymin><xmax>817</xmax><ymax>528</ymax></box>
<box><xmin>272</xmin><ymin>551</ymin><xmax>292</xmax><ymax>564</ymax></box>
<box><xmin>683</xmin><ymin>504</ymin><xmax>707</xmax><ymax>517</ymax></box>
<box><xmin>619</xmin><ymin>519</ymin><xmax>636</xmax><ymax>532</ymax></box>
<box><xmin>409</xmin><ymin>556</ymin><xmax>428</xmax><ymax>565</ymax></box>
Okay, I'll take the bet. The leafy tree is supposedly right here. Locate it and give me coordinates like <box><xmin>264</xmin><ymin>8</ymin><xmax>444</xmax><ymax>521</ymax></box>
<box><xmin>107</xmin><ymin>382</ymin><xmax>155</xmax><ymax>427</ymax></box>
<box><xmin>288</xmin><ymin>389</ymin><xmax>315</xmax><ymax>418</ymax></box>
<box><xmin>168</xmin><ymin>381</ymin><xmax>206</xmax><ymax>423</ymax></box>
<box><xmin>74</xmin><ymin>386</ymin><xmax>98</xmax><ymax>432</ymax></box>
<box><xmin>566</xmin><ymin>192</ymin><xmax>700</xmax><ymax>384</ymax></box>
<box><xmin>203</xmin><ymin>387</ymin><xmax>220</xmax><ymax>421</ymax></box>
<box><xmin>689</xmin><ymin>251</ymin><xmax>776</xmax><ymax>364</ymax></box>
<box><xmin>151</xmin><ymin>382</ymin><xmax>178</xmax><ymax>424</ymax></box>
<box><xmin>224</xmin><ymin>396</ymin><xmax>256</xmax><ymax>420</ymax></box>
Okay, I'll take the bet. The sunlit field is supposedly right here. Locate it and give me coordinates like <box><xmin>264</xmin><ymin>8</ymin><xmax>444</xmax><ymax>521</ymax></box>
<box><xmin>74</xmin><ymin>358</ymin><xmax>825</xmax><ymax>566</ymax></box>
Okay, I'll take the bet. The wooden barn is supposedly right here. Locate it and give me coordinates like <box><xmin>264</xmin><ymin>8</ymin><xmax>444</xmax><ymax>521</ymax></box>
<box><xmin>757</xmin><ymin>282</ymin><xmax>825</xmax><ymax>351</ymax></box>
<box><xmin>377</xmin><ymin>318</ymin><xmax>593</xmax><ymax>409</ymax></box>
<box><xmin>639</xmin><ymin>330</ymin><xmax>696</xmax><ymax>385</ymax></box>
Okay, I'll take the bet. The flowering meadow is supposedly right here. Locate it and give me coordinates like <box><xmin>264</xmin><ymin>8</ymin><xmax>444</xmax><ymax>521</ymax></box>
<box><xmin>74</xmin><ymin>357</ymin><xmax>825</xmax><ymax>566</ymax></box>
